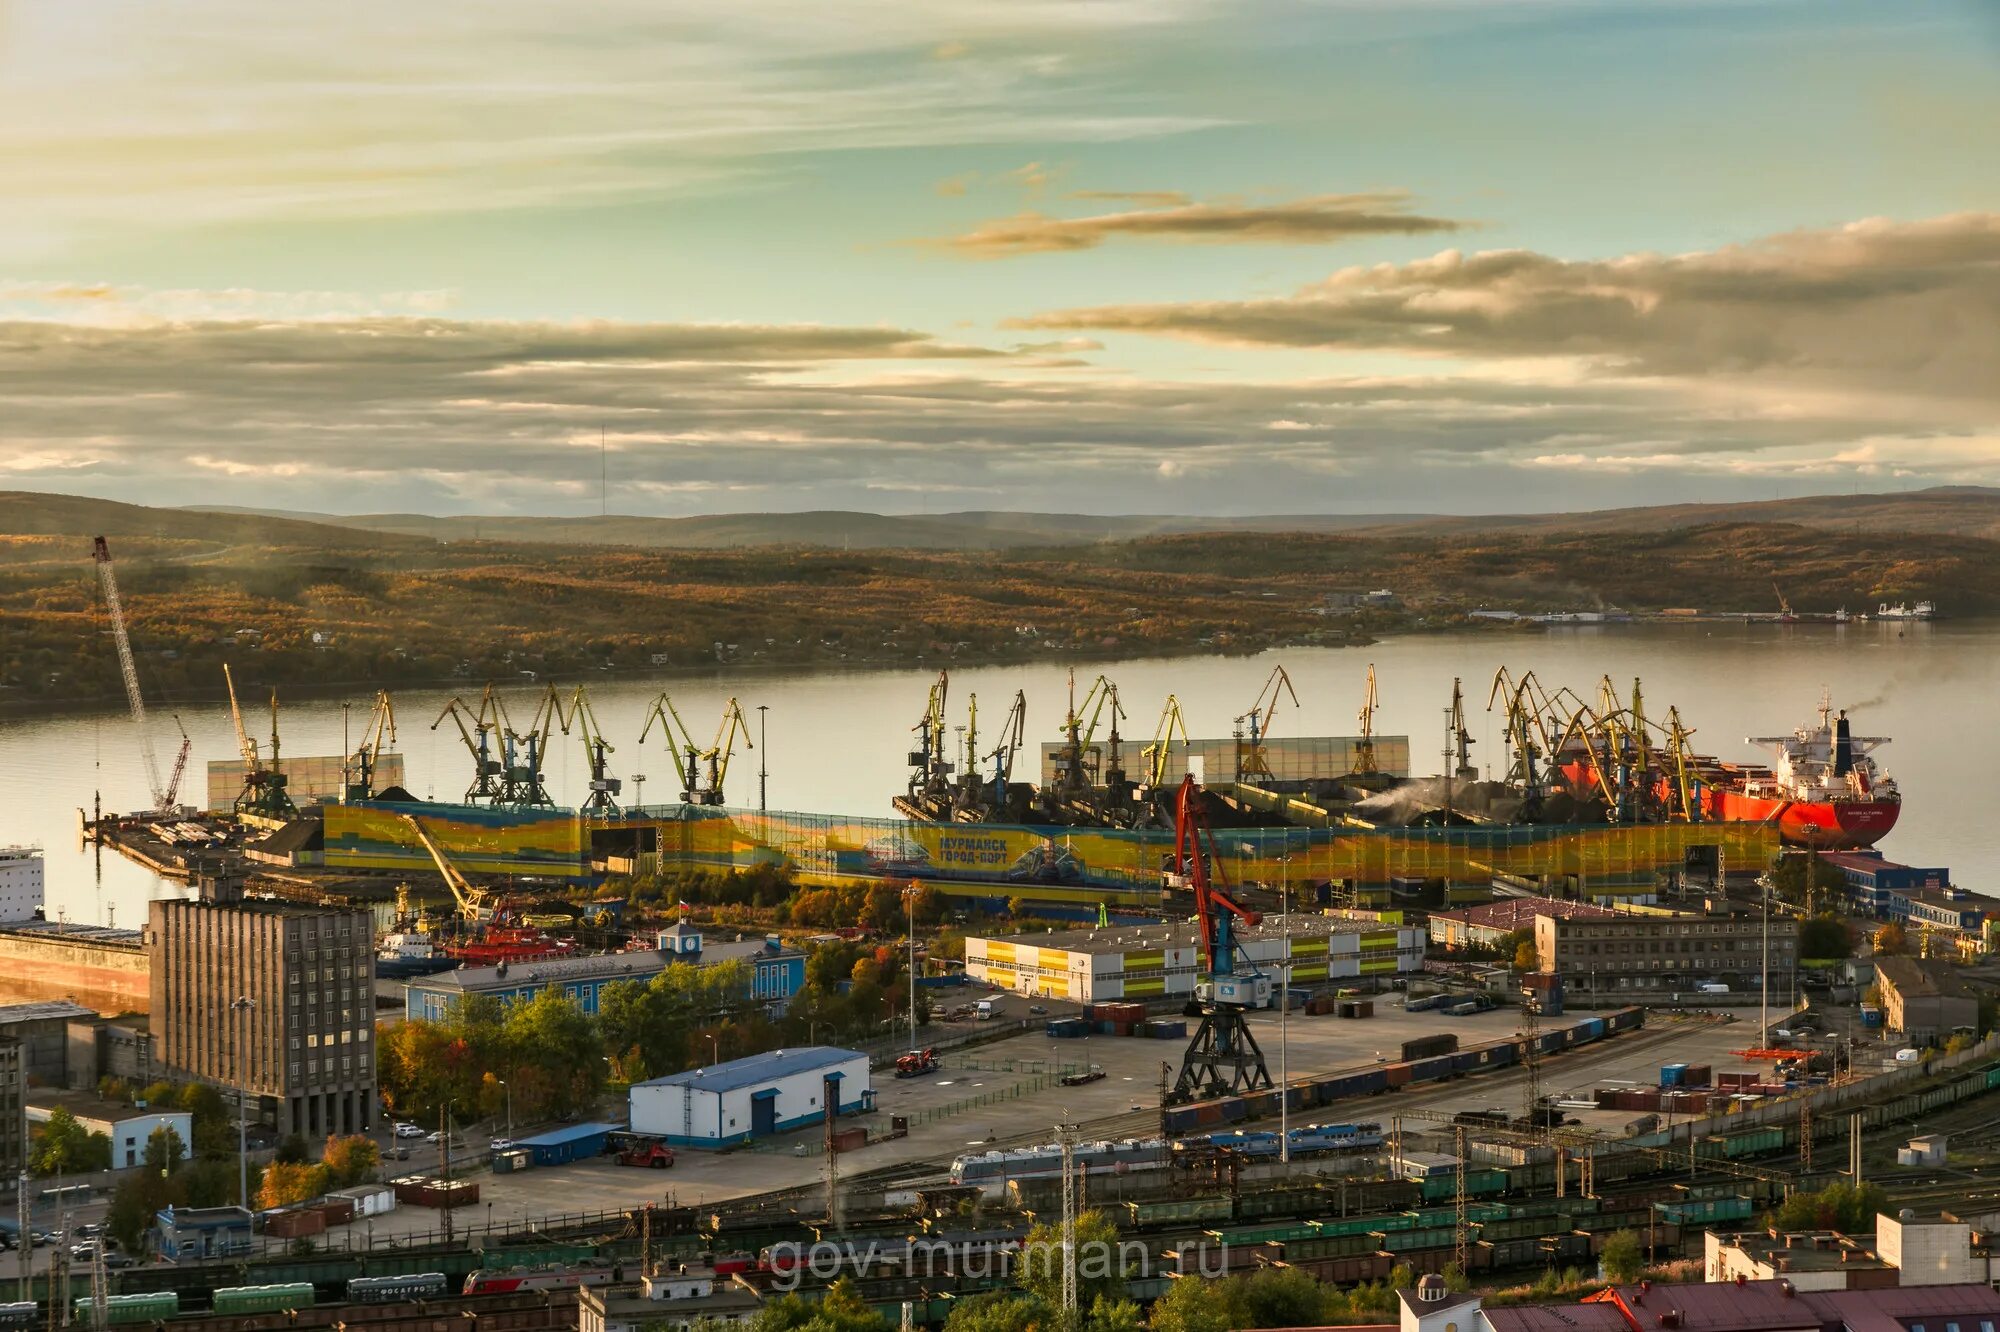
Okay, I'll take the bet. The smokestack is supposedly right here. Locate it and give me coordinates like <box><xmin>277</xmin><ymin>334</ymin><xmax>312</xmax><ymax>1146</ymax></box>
<box><xmin>1833</xmin><ymin>711</ymin><xmax>1853</xmax><ymax>777</ymax></box>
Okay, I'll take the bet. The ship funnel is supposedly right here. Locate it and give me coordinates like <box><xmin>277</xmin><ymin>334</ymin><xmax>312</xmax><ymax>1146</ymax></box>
<box><xmin>1833</xmin><ymin>710</ymin><xmax>1853</xmax><ymax>777</ymax></box>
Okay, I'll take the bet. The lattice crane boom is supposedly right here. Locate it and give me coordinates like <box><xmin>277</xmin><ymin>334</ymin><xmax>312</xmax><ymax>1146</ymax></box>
<box><xmin>92</xmin><ymin>537</ymin><xmax>166</xmax><ymax>809</ymax></box>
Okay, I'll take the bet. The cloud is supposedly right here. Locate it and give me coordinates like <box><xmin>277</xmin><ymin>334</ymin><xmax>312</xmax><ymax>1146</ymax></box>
<box><xmin>1070</xmin><ymin>189</ymin><xmax>1192</xmax><ymax>207</ymax></box>
<box><xmin>921</xmin><ymin>190</ymin><xmax>1466</xmax><ymax>257</ymax></box>
<box><xmin>1014</xmin><ymin>212</ymin><xmax>2000</xmax><ymax>404</ymax></box>
<box><xmin>930</xmin><ymin>40</ymin><xmax>973</xmax><ymax>60</ymax></box>
<box><xmin>4</xmin><ymin>300</ymin><xmax>1996</xmax><ymax>518</ymax></box>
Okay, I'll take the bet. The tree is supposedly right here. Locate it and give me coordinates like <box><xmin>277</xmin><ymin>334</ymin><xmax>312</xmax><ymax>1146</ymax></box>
<box><xmin>1798</xmin><ymin>915</ymin><xmax>1853</xmax><ymax>960</ymax></box>
<box><xmin>143</xmin><ymin>1126</ymin><xmax>186</xmax><ymax>1175</ymax></box>
<box><xmin>1601</xmin><ymin>1229</ymin><xmax>1645</xmax><ymax>1283</ymax></box>
<box><xmin>1019</xmin><ymin>1209</ymin><xmax>1125</xmax><ymax>1312</ymax></box>
<box><xmin>1513</xmin><ymin>938</ymin><xmax>1539</xmax><ymax>972</ymax></box>
<box><xmin>752</xmin><ymin>1278</ymin><xmax>887</xmax><ymax>1332</ymax></box>
<box><xmin>943</xmin><ymin>1295</ymin><xmax>1053</xmax><ymax>1332</ymax></box>
<box><xmin>257</xmin><ymin>1161</ymin><xmax>331</xmax><ymax>1210</ymax></box>
<box><xmin>275</xmin><ymin>1133</ymin><xmax>310</xmax><ymax>1165</ymax></box>
<box><xmin>1944</xmin><ymin>1032</ymin><xmax>1975</xmax><ymax>1055</ymax></box>
<box><xmin>322</xmin><ymin>1134</ymin><xmax>379</xmax><ymax>1187</ymax></box>
<box><xmin>31</xmin><ymin>1108</ymin><xmax>111</xmax><ymax>1176</ymax></box>
<box><xmin>1874</xmin><ymin>923</ymin><xmax>1907</xmax><ymax>956</ymax></box>
<box><xmin>1148</xmin><ymin>1276</ymin><xmax>1241</xmax><ymax>1332</ymax></box>
<box><xmin>1771</xmin><ymin>1181</ymin><xmax>1888</xmax><ymax>1233</ymax></box>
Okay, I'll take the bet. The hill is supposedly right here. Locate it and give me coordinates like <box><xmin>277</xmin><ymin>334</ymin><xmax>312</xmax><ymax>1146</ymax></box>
<box><xmin>180</xmin><ymin>486</ymin><xmax>2000</xmax><ymax>550</ymax></box>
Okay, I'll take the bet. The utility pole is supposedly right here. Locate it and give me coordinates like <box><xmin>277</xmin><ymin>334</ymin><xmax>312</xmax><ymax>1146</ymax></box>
<box><xmin>230</xmin><ymin>996</ymin><xmax>256</xmax><ymax>1211</ymax></box>
<box><xmin>823</xmin><ymin>1074</ymin><xmax>842</xmax><ymax>1230</ymax></box>
<box><xmin>1278</xmin><ymin>852</ymin><xmax>1290</xmax><ymax>1164</ymax></box>
<box><xmin>757</xmin><ymin>706</ymin><xmax>769</xmax><ymax>814</ymax></box>
<box><xmin>1453</xmin><ymin>1123</ymin><xmax>1469</xmax><ymax>1277</ymax></box>
<box><xmin>905</xmin><ymin>886</ymin><xmax>919</xmax><ymax>1051</ymax></box>
<box><xmin>1058</xmin><ymin>1123</ymin><xmax>1078</xmax><ymax>1322</ymax></box>
<box><xmin>440</xmin><ymin>1101</ymin><xmax>455</xmax><ymax>1244</ymax></box>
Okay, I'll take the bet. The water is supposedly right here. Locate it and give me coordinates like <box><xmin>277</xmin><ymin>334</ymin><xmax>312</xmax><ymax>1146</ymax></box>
<box><xmin>1</xmin><ymin>619</ymin><xmax>1988</xmax><ymax>928</ymax></box>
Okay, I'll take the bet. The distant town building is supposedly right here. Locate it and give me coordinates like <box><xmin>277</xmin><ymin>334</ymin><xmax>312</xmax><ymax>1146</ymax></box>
<box><xmin>967</xmin><ymin>918</ymin><xmax>1425</xmax><ymax>1004</ymax></box>
<box><xmin>1428</xmin><ymin>897</ymin><xmax>1616</xmax><ymax>951</ymax></box>
<box><xmin>1411</xmin><ymin>1271</ymin><xmax>2000</xmax><ymax>1332</ymax></box>
<box><xmin>153</xmin><ymin>1205</ymin><xmax>253</xmax><ymax>1261</ymax></box>
<box><xmin>1873</xmin><ymin>956</ymin><xmax>1978</xmax><ymax>1044</ymax></box>
<box><xmin>0</xmin><ymin>1000</ymin><xmax>98</xmax><ymax>1084</ymax></box>
<box><xmin>0</xmin><ymin>846</ymin><xmax>44</xmax><ymax>921</ymax></box>
<box><xmin>147</xmin><ymin>883</ymin><xmax>376</xmax><ymax>1138</ymax></box>
<box><xmin>1705</xmin><ymin>1212</ymin><xmax>1986</xmax><ymax>1289</ymax></box>
<box><xmin>580</xmin><ymin>1269</ymin><xmax>762</xmax><ymax>1332</ymax></box>
<box><xmin>405</xmin><ymin>929</ymin><xmax>803</xmax><ymax>1022</ymax></box>
<box><xmin>0</xmin><ymin>1038</ymin><xmax>23</xmax><ymax>1182</ymax></box>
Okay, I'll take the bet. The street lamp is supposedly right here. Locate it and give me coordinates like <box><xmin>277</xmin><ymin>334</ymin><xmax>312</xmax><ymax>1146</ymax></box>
<box><xmin>903</xmin><ymin>885</ymin><xmax>920</xmax><ymax>1051</ymax></box>
<box><xmin>495</xmin><ymin>1079</ymin><xmax>512</xmax><ymax>1137</ymax></box>
<box><xmin>757</xmin><ymin>706</ymin><xmax>769</xmax><ymax>814</ymax></box>
<box><xmin>230</xmin><ymin>996</ymin><xmax>256</xmax><ymax>1210</ymax></box>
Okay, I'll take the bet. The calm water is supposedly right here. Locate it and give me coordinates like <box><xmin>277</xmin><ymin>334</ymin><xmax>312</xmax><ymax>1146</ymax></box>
<box><xmin>1</xmin><ymin>619</ymin><xmax>1988</xmax><ymax>927</ymax></box>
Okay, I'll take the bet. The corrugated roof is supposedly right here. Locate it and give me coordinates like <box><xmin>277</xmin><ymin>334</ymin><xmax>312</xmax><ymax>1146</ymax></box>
<box><xmin>0</xmin><ymin>1000</ymin><xmax>97</xmax><ymax>1026</ymax></box>
<box><xmin>633</xmin><ymin>1046</ymin><xmax>866</xmax><ymax>1094</ymax></box>
<box><xmin>417</xmin><ymin>949</ymin><xmax>671</xmax><ymax>993</ymax></box>
<box><xmin>1429</xmin><ymin>898</ymin><xmax>1618</xmax><ymax>930</ymax></box>
<box><xmin>514</xmin><ymin>1121</ymin><xmax>618</xmax><ymax>1148</ymax></box>
<box><xmin>1875</xmin><ymin>955</ymin><xmax>1974</xmax><ymax>1000</ymax></box>
<box><xmin>1485</xmin><ymin>1305</ymin><xmax>1630</xmax><ymax>1332</ymax></box>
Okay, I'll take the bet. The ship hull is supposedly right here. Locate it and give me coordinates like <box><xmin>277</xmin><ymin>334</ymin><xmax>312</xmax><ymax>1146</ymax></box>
<box><xmin>1705</xmin><ymin>788</ymin><xmax>1899</xmax><ymax>850</ymax></box>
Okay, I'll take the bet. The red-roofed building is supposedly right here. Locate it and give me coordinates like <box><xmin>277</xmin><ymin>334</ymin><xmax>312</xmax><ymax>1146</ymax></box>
<box><xmin>1428</xmin><ymin>897</ymin><xmax>1617</xmax><ymax>951</ymax></box>
<box><xmin>1368</xmin><ymin>1278</ymin><xmax>2000</xmax><ymax>1332</ymax></box>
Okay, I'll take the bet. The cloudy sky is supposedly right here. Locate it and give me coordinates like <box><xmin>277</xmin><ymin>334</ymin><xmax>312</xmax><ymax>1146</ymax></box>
<box><xmin>3</xmin><ymin>0</ymin><xmax>1997</xmax><ymax>517</ymax></box>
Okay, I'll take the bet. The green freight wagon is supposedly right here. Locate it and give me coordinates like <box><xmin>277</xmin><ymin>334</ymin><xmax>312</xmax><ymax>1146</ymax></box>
<box><xmin>211</xmin><ymin>1284</ymin><xmax>317</xmax><ymax>1315</ymax></box>
<box><xmin>74</xmin><ymin>1294</ymin><xmax>180</xmax><ymax>1326</ymax></box>
<box><xmin>1126</xmin><ymin>1198</ymin><xmax>1234</xmax><ymax>1227</ymax></box>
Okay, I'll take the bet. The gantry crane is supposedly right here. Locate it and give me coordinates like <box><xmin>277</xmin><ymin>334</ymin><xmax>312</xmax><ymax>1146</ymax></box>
<box><xmin>639</xmin><ymin>695</ymin><xmax>752</xmax><ymax>805</ymax></box>
<box><xmin>1234</xmin><ymin>665</ymin><xmax>1298</xmax><ymax>783</ymax></box>
<box><xmin>1165</xmin><ymin>775</ymin><xmax>1271</xmax><ymax>1103</ymax></box>
<box><xmin>702</xmin><ymin>697</ymin><xmax>754</xmax><ymax>806</ymax></box>
<box><xmin>432</xmin><ymin>686</ymin><xmax>509</xmax><ymax>804</ymax></box>
<box><xmin>1354</xmin><ymin>664</ymin><xmax>1380</xmax><ymax>775</ymax></box>
<box><xmin>504</xmin><ymin>685</ymin><xmax>563</xmax><ymax>808</ymax></box>
<box><xmin>346</xmin><ymin>690</ymin><xmax>397</xmax><ymax>802</ymax></box>
<box><xmin>91</xmin><ymin>537</ymin><xmax>168</xmax><ymax>812</ymax></box>
<box><xmin>401</xmin><ymin>814</ymin><xmax>492</xmax><ymax>923</ymax></box>
<box><xmin>222</xmin><ymin>663</ymin><xmax>295</xmax><ymax>819</ymax></box>
<box><xmin>560</xmin><ymin>685</ymin><xmax>622</xmax><ymax>816</ymax></box>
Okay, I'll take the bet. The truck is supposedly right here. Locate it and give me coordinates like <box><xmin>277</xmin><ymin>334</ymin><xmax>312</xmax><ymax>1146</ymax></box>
<box><xmin>1697</xmin><ymin>982</ymin><xmax>1730</xmax><ymax>995</ymax></box>
<box><xmin>617</xmin><ymin>1141</ymin><xmax>677</xmax><ymax>1168</ymax></box>
<box><xmin>975</xmin><ymin>999</ymin><xmax>999</xmax><ymax>1020</ymax></box>
<box><xmin>895</xmin><ymin>1048</ymin><xmax>940</xmax><ymax>1078</ymax></box>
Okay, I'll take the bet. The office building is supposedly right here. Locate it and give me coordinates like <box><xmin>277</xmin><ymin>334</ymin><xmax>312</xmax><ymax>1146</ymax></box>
<box><xmin>1428</xmin><ymin>897</ymin><xmax>1615</xmax><ymax>951</ymax></box>
<box><xmin>147</xmin><ymin>883</ymin><xmax>376</xmax><ymax>1138</ymax></box>
<box><xmin>1534</xmin><ymin>909</ymin><xmax>1796</xmax><ymax>997</ymax></box>
<box><xmin>27</xmin><ymin>1094</ymin><xmax>193</xmax><ymax>1170</ymax></box>
<box><xmin>628</xmin><ymin>1047</ymin><xmax>870</xmax><ymax>1147</ymax></box>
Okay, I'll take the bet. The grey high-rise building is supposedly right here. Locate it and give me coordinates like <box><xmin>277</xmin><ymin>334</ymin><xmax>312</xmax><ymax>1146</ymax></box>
<box><xmin>0</xmin><ymin>1037</ymin><xmax>23</xmax><ymax>1180</ymax></box>
<box><xmin>147</xmin><ymin>888</ymin><xmax>376</xmax><ymax>1139</ymax></box>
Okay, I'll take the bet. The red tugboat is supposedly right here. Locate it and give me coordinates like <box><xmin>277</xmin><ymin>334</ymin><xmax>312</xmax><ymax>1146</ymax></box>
<box><xmin>1699</xmin><ymin>691</ymin><xmax>1900</xmax><ymax>849</ymax></box>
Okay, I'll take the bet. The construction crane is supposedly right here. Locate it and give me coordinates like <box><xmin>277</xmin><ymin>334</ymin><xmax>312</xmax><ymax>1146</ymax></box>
<box><xmin>401</xmin><ymin>814</ymin><xmax>491</xmax><ymax>923</ymax></box>
<box><xmin>1234</xmin><ymin>665</ymin><xmax>1298</xmax><ymax>783</ymax></box>
<box><xmin>162</xmin><ymin>715</ymin><xmax>192</xmax><ymax>812</ymax></box>
<box><xmin>90</xmin><ymin>536</ymin><xmax>167</xmax><ymax>811</ymax></box>
<box><xmin>639</xmin><ymin>693</ymin><xmax>703</xmax><ymax>804</ymax></box>
<box><xmin>222</xmin><ymin>663</ymin><xmax>294</xmax><ymax>819</ymax></box>
<box><xmin>1141</xmin><ymin>694</ymin><xmax>1191</xmax><ymax>791</ymax></box>
<box><xmin>1354</xmin><ymin>664</ymin><xmax>1380</xmax><ymax>775</ymax></box>
<box><xmin>503</xmin><ymin>685</ymin><xmax>564</xmax><ymax>808</ymax></box>
<box><xmin>432</xmin><ymin>686</ymin><xmax>509</xmax><ymax>804</ymax></box>
<box><xmin>346</xmin><ymin>691</ymin><xmax>397</xmax><ymax>802</ymax></box>
<box><xmin>560</xmin><ymin>685</ymin><xmax>622</xmax><ymax>816</ymax></box>
<box><xmin>1164</xmin><ymin>774</ymin><xmax>1272</xmax><ymax>1103</ymax></box>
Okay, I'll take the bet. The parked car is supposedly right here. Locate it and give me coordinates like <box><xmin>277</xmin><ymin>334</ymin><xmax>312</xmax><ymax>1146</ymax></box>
<box><xmin>393</xmin><ymin>1123</ymin><xmax>425</xmax><ymax>1139</ymax></box>
<box><xmin>1028</xmin><ymin>1004</ymin><xmax>1049</xmax><ymax>1015</ymax></box>
<box><xmin>490</xmin><ymin>1138</ymin><xmax>518</xmax><ymax>1152</ymax></box>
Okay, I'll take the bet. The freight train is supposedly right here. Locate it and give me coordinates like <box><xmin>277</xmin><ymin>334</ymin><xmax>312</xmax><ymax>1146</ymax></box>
<box><xmin>950</xmin><ymin>1123</ymin><xmax>1385</xmax><ymax>1186</ymax></box>
<box><xmin>1159</xmin><ymin>1006</ymin><xmax>1645</xmax><ymax>1136</ymax></box>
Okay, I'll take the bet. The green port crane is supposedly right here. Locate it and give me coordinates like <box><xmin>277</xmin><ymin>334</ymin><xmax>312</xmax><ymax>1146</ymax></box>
<box><xmin>346</xmin><ymin>690</ymin><xmax>397</xmax><ymax>802</ymax></box>
<box><xmin>223</xmin><ymin>663</ymin><xmax>295</xmax><ymax>820</ymax></box>
<box><xmin>971</xmin><ymin>690</ymin><xmax>1027</xmax><ymax>821</ymax></box>
<box><xmin>1234</xmin><ymin>665</ymin><xmax>1298</xmax><ymax>783</ymax></box>
<box><xmin>431</xmin><ymin>686</ymin><xmax>509</xmax><ymax>804</ymax></box>
<box><xmin>560</xmin><ymin>684</ymin><xmax>622</xmax><ymax>816</ymax></box>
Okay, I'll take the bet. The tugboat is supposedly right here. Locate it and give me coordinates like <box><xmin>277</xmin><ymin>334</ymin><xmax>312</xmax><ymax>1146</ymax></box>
<box><xmin>1699</xmin><ymin>690</ymin><xmax>1900</xmax><ymax>849</ymax></box>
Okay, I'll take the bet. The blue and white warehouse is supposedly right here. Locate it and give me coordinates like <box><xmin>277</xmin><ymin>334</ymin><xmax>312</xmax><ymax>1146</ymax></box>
<box><xmin>628</xmin><ymin>1047</ymin><xmax>872</xmax><ymax>1148</ymax></box>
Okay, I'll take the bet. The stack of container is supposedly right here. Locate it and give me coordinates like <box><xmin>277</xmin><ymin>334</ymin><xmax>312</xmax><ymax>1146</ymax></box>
<box><xmin>1044</xmin><ymin>1017</ymin><xmax>1091</xmax><ymax>1038</ymax></box>
<box><xmin>1335</xmin><ymin>998</ymin><xmax>1374</xmax><ymax>1019</ymax></box>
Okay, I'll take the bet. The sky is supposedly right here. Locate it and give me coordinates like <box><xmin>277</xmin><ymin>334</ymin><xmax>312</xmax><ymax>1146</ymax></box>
<box><xmin>2</xmin><ymin>0</ymin><xmax>1997</xmax><ymax>518</ymax></box>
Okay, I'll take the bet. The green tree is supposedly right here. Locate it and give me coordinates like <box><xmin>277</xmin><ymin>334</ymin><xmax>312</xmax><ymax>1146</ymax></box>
<box><xmin>1874</xmin><ymin>923</ymin><xmax>1907</xmax><ymax>956</ymax></box>
<box><xmin>1238</xmin><ymin>1268</ymin><xmax>1329</xmax><ymax>1329</ymax></box>
<box><xmin>1019</xmin><ymin>1210</ymin><xmax>1125</xmax><ymax>1312</ymax></box>
<box><xmin>943</xmin><ymin>1295</ymin><xmax>1054</xmax><ymax>1332</ymax></box>
<box><xmin>1148</xmin><ymin>1276</ymin><xmax>1240</xmax><ymax>1332</ymax></box>
<box><xmin>275</xmin><ymin>1133</ymin><xmax>310</xmax><ymax>1165</ymax></box>
<box><xmin>143</xmin><ymin>1126</ymin><xmax>186</xmax><ymax>1175</ymax></box>
<box><xmin>1798</xmin><ymin>915</ymin><xmax>1853</xmax><ymax>960</ymax></box>
<box><xmin>1601</xmin><ymin>1229</ymin><xmax>1645</xmax><ymax>1282</ymax></box>
<box><xmin>501</xmin><ymin>989</ymin><xmax>605</xmax><ymax>1120</ymax></box>
<box><xmin>1086</xmin><ymin>1298</ymin><xmax>1144</xmax><ymax>1332</ymax></box>
<box><xmin>1771</xmin><ymin>1181</ymin><xmax>1887</xmax><ymax>1233</ymax></box>
<box><xmin>30</xmin><ymin>1108</ymin><xmax>111</xmax><ymax>1176</ymax></box>
<box><xmin>752</xmin><ymin>1278</ymin><xmax>888</xmax><ymax>1332</ymax></box>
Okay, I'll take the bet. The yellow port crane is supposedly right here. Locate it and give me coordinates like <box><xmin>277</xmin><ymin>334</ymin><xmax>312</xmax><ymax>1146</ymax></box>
<box><xmin>223</xmin><ymin>663</ymin><xmax>295</xmax><ymax>819</ymax></box>
<box><xmin>906</xmin><ymin>670</ymin><xmax>954</xmax><ymax>805</ymax></box>
<box><xmin>1355</xmin><ymin>664</ymin><xmax>1380</xmax><ymax>774</ymax></box>
<box><xmin>503</xmin><ymin>685</ymin><xmax>564</xmax><ymax>808</ymax></box>
<box><xmin>1050</xmin><ymin>670</ymin><xmax>1120</xmax><ymax>800</ymax></box>
<box><xmin>702</xmin><ymin>697</ymin><xmax>755</xmax><ymax>806</ymax></box>
<box><xmin>401</xmin><ymin>814</ymin><xmax>491</xmax><ymax>924</ymax></box>
<box><xmin>560</xmin><ymin>684</ymin><xmax>622</xmax><ymax>816</ymax></box>
<box><xmin>431</xmin><ymin>685</ymin><xmax>509</xmax><ymax>804</ymax></box>
<box><xmin>640</xmin><ymin>694</ymin><xmax>752</xmax><ymax>805</ymax></box>
<box><xmin>1234</xmin><ymin>665</ymin><xmax>1298</xmax><ymax>783</ymax></box>
<box><xmin>1141</xmin><ymin>693</ymin><xmax>1191</xmax><ymax>791</ymax></box>
<box><xmin>346</xmin><ymin>690</ymin><xmax>397</xmax><ymax>802</ymax></box>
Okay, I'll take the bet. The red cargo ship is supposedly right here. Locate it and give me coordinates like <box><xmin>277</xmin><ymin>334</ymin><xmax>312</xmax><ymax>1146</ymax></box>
<box><xmin>1697</xmin><ymin>692</ymin><xmax>1899</xmax><ymax>850</ymax></box>
<box><xmin>445</xmin><ymin>927</ymin><xmax>575</xmax><ymax>966</ymax></box>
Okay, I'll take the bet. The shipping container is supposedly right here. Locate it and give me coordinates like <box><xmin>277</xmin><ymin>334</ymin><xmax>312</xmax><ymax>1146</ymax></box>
<box><xmin>261</xmin><ymin>1209</ymin><xmax>327</xmax><ymax>1240</ymax></box>
<box><xmin>1407</xmin><ymin>1055</ymin><xmax>1455</xmax><ymax>1083</ymax></box>
<box><xmin>1401</xmin><ymin>1034</ymin><xmax>1459</xmax><ymax>1061</ymax></box>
